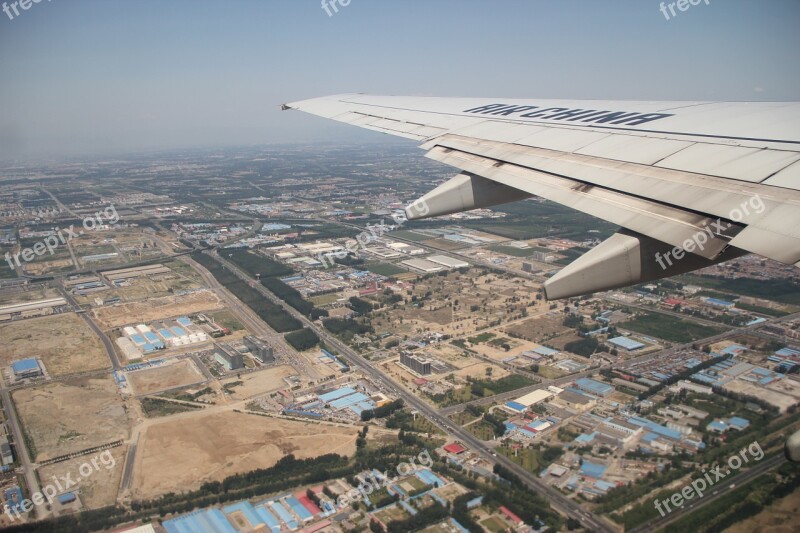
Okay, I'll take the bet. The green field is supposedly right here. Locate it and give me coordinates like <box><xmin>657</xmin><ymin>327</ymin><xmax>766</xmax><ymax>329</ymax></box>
<box><xmin>622</xmin><ymin>313</ymin><xmax>726</xmax><ymax>343</ymax></box>
<box><xmin>366</xmin><ymin>263</ymin><xmax>407</xmax><ymax>277</ymax></box>
<box><xmin>681</xmin><ymin>274</ymin><xmax>800</xmax><ymax>306</ymax></box>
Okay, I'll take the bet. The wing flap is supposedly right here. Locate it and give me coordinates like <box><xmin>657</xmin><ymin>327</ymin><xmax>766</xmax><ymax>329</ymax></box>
<box><xmin>424</xmin><ymin>144</ymin><xmax>739</xmax><ymax>259</ymax></box>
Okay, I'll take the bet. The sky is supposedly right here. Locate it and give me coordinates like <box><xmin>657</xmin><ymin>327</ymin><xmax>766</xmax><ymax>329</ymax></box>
<box><xmin>1</xmin><ymin>0</ymin><xmax>799</xmax><ymax>160</ymax></box>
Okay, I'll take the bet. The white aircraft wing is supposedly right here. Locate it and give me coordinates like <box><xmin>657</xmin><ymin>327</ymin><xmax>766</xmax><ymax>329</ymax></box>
<box><xmin>284</xmin><ymin>94</ymin><xmax>800</xmax><ymax>299</ymax></box>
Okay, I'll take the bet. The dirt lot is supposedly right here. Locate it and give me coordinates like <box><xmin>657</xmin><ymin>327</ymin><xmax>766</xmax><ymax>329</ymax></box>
<box><xmin>12</xmin><ymin>376</ymin><xmax>130</xmax><ymax>461</ymax></box>
<box><xmin>131</xmin><ymin>411</ymin><xmax>365</xmax><ymax>499</ymax></box>
<box><xmin>128</xmin><ymin>360</ymin><xmax>206</xmax><ymax>396</ymax></box>
<box><xmin>37</xmin><ymin>446</ymin><xmax>127</xmax><ymax>509</ymax></box>
<box><xmin>504</xmin><ymin>315</ymin><xmax>569</xmax><ymax>343</ymax></box>
<box><xmin>221</xmin><ymin>365</ymin><xmax>295</xmax><ymax>400</ymax></box>
<box><xmin>0</xmin><ymin>313</ymin><xmax>110</xmax><ymax>377</ymax></box>
<box><xmin>0</xmin><ymin>285</ymin><xmax>61</xmax><ymax>306</ymax></box>
<box><xmin>92</xmin><ymin>289</ymin><xmax>223</xmax><ymax>328</ymax></box>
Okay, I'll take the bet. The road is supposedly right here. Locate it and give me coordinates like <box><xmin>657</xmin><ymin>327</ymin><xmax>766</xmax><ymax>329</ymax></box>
<box><xmin>207</xmin><ymin>250</ymin><xmax>616</xmax><ymax>532</ymax></box>
<box><xmin>629</xmin><ymin>453</ymin><xmax>787</xmax><ymax>533</ymax></box>
<box><xmin>57</xmin><ymin>284</ymin><xmax>122</xmax><ymax>370</ymax></box>
<box><xmin>0</xmin><ymin>389</ymin><xmax>49</xmax><ymax>520</ymax></box>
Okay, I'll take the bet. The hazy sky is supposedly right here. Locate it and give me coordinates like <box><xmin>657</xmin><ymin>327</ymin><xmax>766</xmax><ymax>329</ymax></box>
<box><xmin>1</xmin><ymin>0</ymin><xmax>799</xmax><ymax>160</ymax></box>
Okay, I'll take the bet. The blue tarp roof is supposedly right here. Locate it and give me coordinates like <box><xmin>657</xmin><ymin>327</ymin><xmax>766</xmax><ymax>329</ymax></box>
<box><xmin>318</xmin><ymin>387</ymin><xmax>356</xmax><ymax>402</ymax></box>
<box><xmin>11</xmin><ymin>359</ymin><xmax>38</xmax><ymax>373</ymax></box>
<box><xmin>581</xmin><ymin>461</ymin><xmax>607</xmax><ymax>479</ymax></box>
<box><xmin>609</xmin><ymin>336</ymin><xmax>645</xmax><ymax>350</ymax></box>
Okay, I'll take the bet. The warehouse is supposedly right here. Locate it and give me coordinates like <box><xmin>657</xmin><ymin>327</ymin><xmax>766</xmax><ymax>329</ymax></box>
<box><xmin>575</xmin><ymin>378</ymin><xmax>615</xmax><ymax>397</ymax></box>
<box><xmin>426</xmin><ymin>255</ymin><xmax>469</xmax><ymax>269</ymax></box>
<box><xmin>11</xmin><ymin>358</ymin><xmax>44</xmax><ymax>380</ymax></box>
<box><xmin>102</xmin><ymin>264</ymin><xmax>171</xmax><ymax>282</ymax></box>
<box><xmin>0</xmin><ymin>298</ymin><xmax>68</xmax><ymax>317</ymax></box>
<box><xmin>401</xmin><ymin>259</ymin><xmax>444</xmax><ymax>273</ymax></box>
<box><xmin>608</xmin><ymin>336</ymin><xmax>645</xmax><ymax>351</ymax></box>
<box><xmin>515</xmin><ymin>389</ymin><xmax>553</xmax><ymax>407</ymax></box>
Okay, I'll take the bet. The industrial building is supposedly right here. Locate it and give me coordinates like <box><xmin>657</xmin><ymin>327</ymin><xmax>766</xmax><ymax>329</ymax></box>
<box><xmin>608</xmin><ymin>336</ymin><xmax>646</xmax><ymax>351</ymax></box>
<box><xmin>11</xmin><ymin>358</ymin><xmax>44</xmax><ymax>380</ymax></box>
<box><xmin>426</xmin><ymin>255</ymin><xmax>469</xmax><ymax>269</ymax></box>
<box><xmin>215</xmin><ymin>344</ymin><xmax>244</xmax><ymax>371</ymax></box>
<box><xmin>117</xmin><ymin>316</ymin><xmax>209</xmax><ymax>357</ymax></box>
<box><xmin>574</xmin><ymin>378</ymin><xmax>615</xmax><ymax>397</ymax></box>
<box><xmin>401</xmin><ymin>258</ymin><xmax>444</xmax><ymax>273</ymax></box>
<box><xmin>0</xmin><ymin>298</ymin><xmax>68</xmax><ymax>321</ymax></box>
<box><xmin>243</xmin><ymin>336</ymin><xmax>274</xmax><ymax>363</ymax></box>
<box><xmin>102</xmin><ymin>264</ymin><xmax>172</xmax><ymax>283</ymax></box>
<box><xmin>514</xmin><ymin>389</ymin><xmax>553</xmax><ymax>407</ymax></box>
<box><xmin>400</xmin><ymin>352</ymin><xmax>432</xmax><ymax>376</ymax></box>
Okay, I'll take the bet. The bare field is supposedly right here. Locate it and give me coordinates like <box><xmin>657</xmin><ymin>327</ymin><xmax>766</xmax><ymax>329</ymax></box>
<box><xmin>12</xmin><ymin>376</ymin><xmax>130</xmax><ymax>461</ymax></box>
<box><xmin>221</xmin><ymin>365</ymin><xmax>295</xmax><ymax>400</ymax></box>
<box><xmin>129</xmin><ymin>360</ymin><xmax>206</xmax><ymax>396</ymax></box>
<box><xmin>92</xmin><ymin>289</ymin><xmax>223</xmax><ymax>328</ymax></box>
<box><xmin>0</xmin><ymin>285</ymin><xmax>61</xmax><ymax>306</ymax></box>
<box><xmin>132</xmin><ymin>411</ymin><xmax>364</xmax><ymax>499</ymax></box>
<box><xmin>504</xmin><ymin>316</ymin><xmax>569</xmax><ymax>343</ymax></box>
<box><xmin>452</xmin><ymin>361</ymin><xmax>510</xmax><ymax>381</ymax></box>
<box><xmin>22</xmin><ymin>258</ymin><xmax>75</xmax><ymax>276</ymax></box>
<box><xmin>37</xmin><ymin>446</ymin><xmax>127</xmax><ymax>509</ymax></box>
<box><xmin>0</xmin><ymin>313</ymin><xmax>109</xmax><ymax>377</ymax></box>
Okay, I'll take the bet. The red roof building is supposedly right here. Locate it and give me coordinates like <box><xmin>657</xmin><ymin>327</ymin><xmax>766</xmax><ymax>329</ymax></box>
<box><xmin>443</xmin><ymin>442</ymin><xmax>467</xmax><ymax>455</ymax></box>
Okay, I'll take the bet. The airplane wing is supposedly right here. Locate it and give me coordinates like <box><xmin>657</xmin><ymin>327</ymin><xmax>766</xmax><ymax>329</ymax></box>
<box><xmin>284</xmin><ymin>94</ymin><xmax>800</xmax><ymax>299</ymax></box>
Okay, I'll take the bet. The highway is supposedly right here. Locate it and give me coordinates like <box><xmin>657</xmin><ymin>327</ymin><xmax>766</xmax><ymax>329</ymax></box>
<box><xmin>206</xmin><ymin>249</ymin><xmax>617</xmax><ymax>532</ymax></box>
<box><xmin>629</xmin><ymin>453</ymin><xmax>787</xmax><ymax>533</ymax></box>
<box><xmin>0</xmin><ymin>389</ymin><xmax>49</xmax><ymax>520</ymax></box>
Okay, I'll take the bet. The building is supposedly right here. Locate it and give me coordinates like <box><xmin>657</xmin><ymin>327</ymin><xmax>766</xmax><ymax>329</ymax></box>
<box><xmin>215</xmin><ymin>344</ymin><xmax>244</xmax><ymax>371</ymax></box>
<box><xmin>400</xmin><ymin>352</ymin><xmax>432</xmax><ymax>375</ymax></box>
<box><xmin>426</xmin><ymin>255</ymin><xmax>469</xmax><ymax>269</ymax></box>
<box><xmin>401</xmin><ymin>258</ymin><xmax>444</xmax><ymax>273</ymax></box>
<box><xmin>11</xmin><ymin>358</ymin><xmax>43</xmax><ymax>380</ymax></box>
<box><xmin>244</xmin><ymin>336</ymin><xmax>274</xmax><ymax>363</ymax></box>
<box><xmin>609</xmin><ymin>336</ymin><xmax>646</xmax><ymax>351</ymax></box>
<box><xmin>515</xmin><ymin>389</ymin><xmax>553</xmax><ymax>407</ymax></box>
<box><xmin>574</xmin><ymin>378</ymin><xmax>614</xmax><ymax>397</ymax></box>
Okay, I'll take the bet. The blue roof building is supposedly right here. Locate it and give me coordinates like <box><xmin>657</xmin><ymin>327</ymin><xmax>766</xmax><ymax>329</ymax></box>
<box><xmin>609</xmin><ymin>336</ymin><xmax>645</xmax><ymax>351</ymax></box>
<box><xmin>581</xmin><ymin>461</ymin><xmax>608</xmax><ymax>479</ymax></box>
<box><xmin>727</xmin><ymin>416</ymin><xmax>750</xmax><ymax>430</ymax></box>
<box><xmin>575</xmin><ymin>378</ymin><xmax>614</xmax><ymax>397</ymax></box>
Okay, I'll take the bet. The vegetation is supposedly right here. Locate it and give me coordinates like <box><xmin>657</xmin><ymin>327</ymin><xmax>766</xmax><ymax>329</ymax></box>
<box><xmin>140</xmin><ymin>397</ymin><xmax>203</xmax><ymax>418</ymax></box>
<box><xmin>564</xmin><ymin>337</ymin><xmax>599</xmax><ymax>356</ymax></box>
<box><xmin>622</xmin><ymin>313</ymin><xmax>724</xmax><ymax>343</ymax></box>
<box><xmin>191</xmin><ymin>252</ymin><xmax>303</xmax><ymax>332</ymax></box>
<box><xmin>349</xmin><ymin>296</ymin><xmax>375</xmax><ymax>315</ymax></box>
<box><xmin>681</xmin><ymin>274</ymin><xmax>800</xmax><ymax>306</ymax></box>
<box><xmin>224</xmin><ymin>249</ymin><xmax>294</xmax><ymax>278</ymax></box>
<box><xmin>284</xmin><ymin>328</ymin><xmax>320</xmax><ymax>351</ymax></box>
<box><xmin>361</xmin><ymin>399</ymin><xmax>404</xmax><ymax>421</ymax></box>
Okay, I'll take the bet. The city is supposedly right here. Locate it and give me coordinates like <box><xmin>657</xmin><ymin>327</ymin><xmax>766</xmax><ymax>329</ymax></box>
<box><xmin>0</xmin><ymin>144</ymin><xmax>797</xmax><ymax>532</ymax></box>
